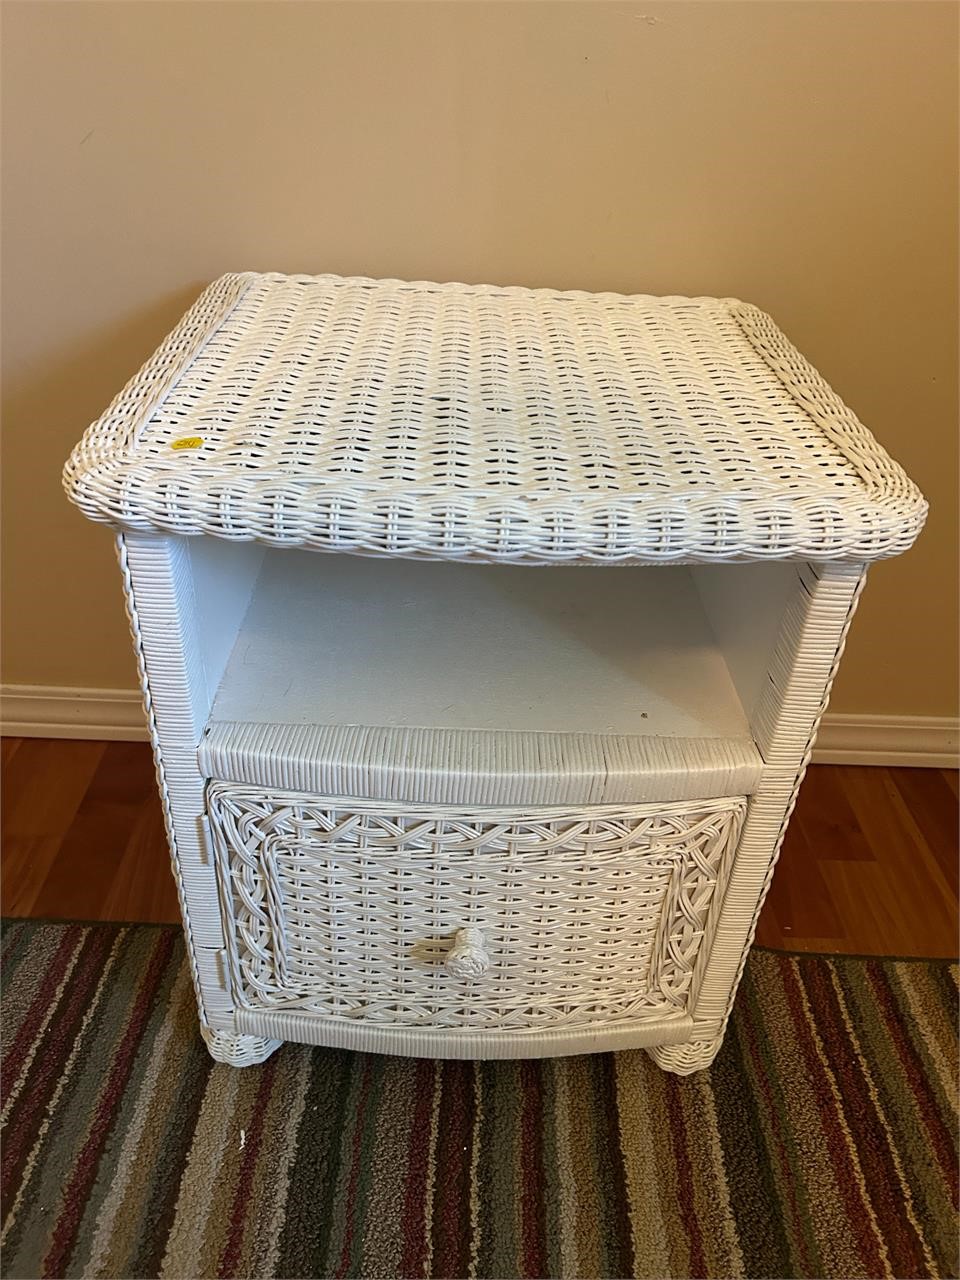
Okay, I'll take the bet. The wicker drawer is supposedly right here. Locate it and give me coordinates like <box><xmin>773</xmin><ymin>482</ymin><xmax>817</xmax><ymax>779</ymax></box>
<box><xmin>206</xmin><ymin>783</ymin><xmax>745</xmax><ymax>1035</ymax></box>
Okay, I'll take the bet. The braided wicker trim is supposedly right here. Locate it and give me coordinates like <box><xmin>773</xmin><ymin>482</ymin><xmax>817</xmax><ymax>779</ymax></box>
<box><xmin>207</xmin><ymin>786</ymin><xmax>745</xmax><ymax>1033</ymax></box>
<box><xmin>64</xmin><ymin>273</ymin><xmax>926</xmax><ymax>564</ymax></box>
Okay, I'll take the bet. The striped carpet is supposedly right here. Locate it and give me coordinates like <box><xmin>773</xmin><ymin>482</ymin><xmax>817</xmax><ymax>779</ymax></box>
<box><xmin>1</xmin><ymin>921</ymin><xmax>956</xmax><ymax>1280</ymax></box>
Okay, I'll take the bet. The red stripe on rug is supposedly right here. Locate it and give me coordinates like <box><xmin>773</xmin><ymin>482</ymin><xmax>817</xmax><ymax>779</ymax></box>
<box><xmin>399</xmin><ymin>1058</ymin><xmax>437</xmax><ymax>1279</ymax></box>
<box><xmin>663</xmin><ymin>1078</ymin><xmax>708</xmax><ymax>1279</ymax></box>
<box><xmin>42</xmin><ymin>930</ymin><xmax>176</xmax><ymax>1279</ymax></box>
<box><xmin>737</xmin><ymin>974</ymin><xmax>819</xmax><ymax>1278</ymax></box>
<box><xmin>431</xmin><ymin>1062</ymin><xmax>474</xmax><ymax>1280</ymax></box>
<box><xmin>799</xmin><ymin>959</ymin><xmax>929</xmax><ymax>1279</ymax></box>
<box><xmin>1</xmin><ymin>926</ymin><xmax>85</xmax><ymax>1101</ymax></box>
<box><xmin>866</xmin><ymin>961</ymin><xmax>959</xmax><ymax>1201</ymax></box>
<box><xmin>2</xmin><ymin>928</ymin><xmax>116</xmax><ymax>1206</ymax></box>
<box><xmin>218</xmin><ymin>1053</ymin><xmax>281</xmax><ymax>1279</ymax></box>
<box><xmin>779</xmin><ymin>958</ymin><xmax>886</xmax><ymax>1275</ymax></box>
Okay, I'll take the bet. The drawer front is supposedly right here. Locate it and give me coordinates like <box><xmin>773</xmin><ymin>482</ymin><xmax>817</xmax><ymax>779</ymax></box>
<box><xmin>207</xmin><ymin>784</ymin><xmax>745</xmax><ymax>1033</ymax></box>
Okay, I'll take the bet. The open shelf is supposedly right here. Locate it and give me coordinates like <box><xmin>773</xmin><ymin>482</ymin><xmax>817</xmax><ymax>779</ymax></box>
<box><xmin>199</xmin><ymin>551</ymin><xmax>763</xmax><ymax>806</ymax></box>
<box><xmin>209</xmin><ymin>552</ymin><xmax>751</xmax><ymax>739</ymax></box>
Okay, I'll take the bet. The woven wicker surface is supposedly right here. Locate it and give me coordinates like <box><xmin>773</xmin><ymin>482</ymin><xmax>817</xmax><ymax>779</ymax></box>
<box><xmin>207</xmin><ymin>784</ymin><xmax>745</xmax><ymax>1037</ymax></box>
<box><xmin>64</xmin><ymin>273</ymin><xmax>925</xmax><ymax>564</ymax></box>
<box><xmin>199</xmin><ymin>721</ymin><xmax>763</xmax><ymax>806</ymax></box>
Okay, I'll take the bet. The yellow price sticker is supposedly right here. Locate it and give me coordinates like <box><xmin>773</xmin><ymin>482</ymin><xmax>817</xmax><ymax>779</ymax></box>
<box><xmin>171</xmin><ymin>437</ymin><xmax>203</xmax><ymax>451</ymax></box>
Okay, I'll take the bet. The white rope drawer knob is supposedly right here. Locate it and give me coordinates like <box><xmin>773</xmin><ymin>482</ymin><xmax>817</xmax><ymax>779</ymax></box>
<box><xmin>444</xmin><ymin>927</ymin><xmax>490</xmax><ymax>979</ymax></box>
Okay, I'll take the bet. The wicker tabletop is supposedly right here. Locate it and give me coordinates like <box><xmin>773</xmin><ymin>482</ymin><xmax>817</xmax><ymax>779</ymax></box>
<box><xmin>64</xmin><ymin>272</ymin><xmax>925</xmax><ymax>564</ymax></box>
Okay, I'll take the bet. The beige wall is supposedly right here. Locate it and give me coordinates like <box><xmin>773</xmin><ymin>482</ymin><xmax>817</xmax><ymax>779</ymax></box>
<box><xmin>3</xmin><ymin>0</ymin><xmax>957</xmax><ymax>716</ymax></box>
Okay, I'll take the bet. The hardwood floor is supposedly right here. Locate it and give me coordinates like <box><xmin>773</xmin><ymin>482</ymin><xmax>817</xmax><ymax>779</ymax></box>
<box><xmin>1</xmin><ymin>736</ymin><xmax>957</xmax><ymax>957</ymax></box>
<box><xmin>2</xmin><ymin>738</ymin><xmax>179</xmax><ymax>925</ymax></box>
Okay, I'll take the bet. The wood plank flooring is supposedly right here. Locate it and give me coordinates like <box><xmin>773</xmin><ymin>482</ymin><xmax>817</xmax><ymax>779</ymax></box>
<box><xmin>2</xmin><ymin>738</ymin><xmax>180</xmax><ymax>924</ymax></box>
<box><xmin>1</xmin><ymin>737</ymin><xmax>957</xmax><ymax>957</ymax></box>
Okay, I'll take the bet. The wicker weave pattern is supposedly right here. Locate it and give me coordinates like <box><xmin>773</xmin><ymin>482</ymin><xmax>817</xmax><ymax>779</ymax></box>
<box><xmin>118</xmin><ymin>533</ymin><xmax>280</xmax><ymax>1067</ymax></box>
<box><xmin>62</xmin><ymin>270</ymin><xmax>925</xmax><ymax>1070</ymax></box>
<box><xmin>64</xmin><ymin>273</ymin><xmax>925</xmax><ymax>564</ymax></box>
<box><xmin>207</xmin><ymin>786</ymin><xmax>745</xmax><ymax>1031</ymax></box>
<box><xmin>650</xmin><ymin>561</ymin><xmax>867</xmax><ymax>1074</ymax></box>
<box><xmin>199</xmin><ymin>721</ymin><xmax>763</xmax><ymax>807</ymax></box>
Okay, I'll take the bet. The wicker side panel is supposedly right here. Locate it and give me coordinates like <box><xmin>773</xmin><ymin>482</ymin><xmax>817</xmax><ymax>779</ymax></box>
<box><xmin>686</xmin><ymin>561</ymin><xmax>868</xmax><ymax>1034</ymax></box>
<box><xmin>118</xmin><ymin>532</ymin><xmax>276</xmax><ymax>1057</ymax></box>
<box><xmin>207</xmin><ymin>787</ymin><xmax>745</xmax><ymax>1035</ymax></box>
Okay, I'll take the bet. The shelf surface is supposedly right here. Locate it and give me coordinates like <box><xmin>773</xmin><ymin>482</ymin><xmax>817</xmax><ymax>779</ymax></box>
<box><xmin>203</xmin><ymin>554</ymin><xmax>763</xmax><ymax>804</ymax></box>
<box><xmin>64</xmin><ymin>272</ymin><xmax>926</xmax><ymax>564</ymax></box>
<box><xmin>210</xmin><ymin>554</ymin><xmax>751</xmax><ymax>740</ymax></box>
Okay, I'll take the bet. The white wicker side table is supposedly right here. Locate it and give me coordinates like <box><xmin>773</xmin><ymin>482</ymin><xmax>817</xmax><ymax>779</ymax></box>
<box><xmin>64</xmin><ymin>273</ymin><xmax>926</xmax><ymax>1074</ymax></box>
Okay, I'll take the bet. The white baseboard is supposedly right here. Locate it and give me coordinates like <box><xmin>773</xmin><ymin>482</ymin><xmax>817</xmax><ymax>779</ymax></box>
<box><xmin>1</xmin><ymin>684</ymin><xmax>957</xmax><ymax>768</ymax></box>
<box><xmin>0</xmin><ymin>685</ymin><xmax>149</xmax><ymax>742</ymax></box>
<box><xmin>811</xmin><ymin>713</ymin><xmax>958</xmax><ymax>768</ymax></box>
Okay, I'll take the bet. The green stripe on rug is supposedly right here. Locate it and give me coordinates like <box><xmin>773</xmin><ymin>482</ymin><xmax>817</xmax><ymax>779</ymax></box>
<box><xmin>1</xmin><ymin>921</ymin><xmax>956</xmax><ymax>1280</ymax></box>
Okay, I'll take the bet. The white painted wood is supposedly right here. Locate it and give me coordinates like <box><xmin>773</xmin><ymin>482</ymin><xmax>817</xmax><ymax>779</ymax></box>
<box><xmin>208</xmin><ymin>553</ymin><xmax>752</xmax><ymax>741</ymax></box>
<box><xmin>691</xmin><ymin>562</ymin><xmax>801</xmax><ymax>733</ymax></box>
<box><xmin>187</xmin><ymin>539</ymin><xmax>265</xmax><ymax>705</ymax></box>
